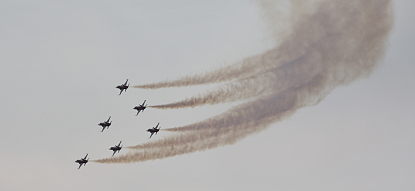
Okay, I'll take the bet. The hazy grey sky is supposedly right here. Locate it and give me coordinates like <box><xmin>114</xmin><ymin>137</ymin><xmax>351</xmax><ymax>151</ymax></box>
<box><xmin>0</xmin><ymin>0</ymin><xmax>414</xmax><ymax>191</ymax></box>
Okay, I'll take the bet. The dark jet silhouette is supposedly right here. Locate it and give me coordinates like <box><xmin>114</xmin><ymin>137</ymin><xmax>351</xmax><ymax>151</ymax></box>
<box><xmin>147</xmin><ymin>123</ymin><xmax>161</xmax><ymax>138</ymax></box>
<box><xmin>98</xmin><ymin>116</ymin><xmax>112</xmax><ymax>132</ymax></box>
<box><xmin>75</xmin><ymin>154</ymin><xmax>89</xmax><ymax>169</ymax></box>
<box><xmin>116</xmin><ymin>79</ymin><xmax>129</xmax><ymax>95</ymax></box>
<box><xmin>133</xmin><ymin>100</ymin><xmax>147</xmax><ymax>116</ymax></box>
<box><xmin>109</xmin><ymin>141</ymin><xmax>122</xmax><ymax>156</ymax></box>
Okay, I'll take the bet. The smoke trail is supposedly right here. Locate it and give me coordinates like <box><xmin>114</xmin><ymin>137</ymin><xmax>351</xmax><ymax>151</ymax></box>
<box><xmin>134</xmin><ymin>1</ymin><xmax>318</xmax><ymax>90</ymax></box>
<box><xmin>96</xmin><ymin>75</ymin><xmax>328</xmax><ymax>163</ymax></box>
<box><xmin>96</xmin><ymin>90</ymin><xmax>300</xmax><ymax>163</ymax></box>
<box><xmin>96</xmin><ymin>0</ymin><xmax>392</xmax><ymax>164</ymax></box>
<box><xmin>133</xmin><ymin>49</ymin><xmax>285</xmax><ymax>89</ymax></box>
<box><xmin>150</xmin><ymin>53</ymin><xmax>319</xmax><ymax>109</ymax></box>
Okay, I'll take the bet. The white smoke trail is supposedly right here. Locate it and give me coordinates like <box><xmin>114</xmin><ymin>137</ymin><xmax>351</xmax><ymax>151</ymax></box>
<box><xmin>150</xmin><ymin>52</ymin><xmax>319</xmax><ymax>109</ymax></box>
<box><xmin>95</xmin><ymin>0</ymin><xmax>393</xmax><ymax>164</ymax></box>
<box><xmin>133</xmin><ymin>49</ymin><xmax>285</xmax><ymax>89</ymax></box>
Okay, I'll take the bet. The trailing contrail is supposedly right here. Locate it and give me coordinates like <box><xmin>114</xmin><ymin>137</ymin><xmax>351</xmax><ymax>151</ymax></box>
<box><xmin>133</xmin><ymin>49</ymin><xmax>286</xmax><ymax>89</ymax></box>
<box><xmin>95</xmin><ymin>0</ymin><xmax>392</xmax><ymax>164</ymax></box>
<box><xmin>150</xmin><ymin>53</ymin><xmax>318</xmax><ymax>109</ymax></box>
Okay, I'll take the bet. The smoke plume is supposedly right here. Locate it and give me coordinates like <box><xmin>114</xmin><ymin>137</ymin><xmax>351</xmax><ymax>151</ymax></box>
<box><xmin>95</xmin><ymin>0</ymin><xmax>392</xmax><ymax>164</ymax></box>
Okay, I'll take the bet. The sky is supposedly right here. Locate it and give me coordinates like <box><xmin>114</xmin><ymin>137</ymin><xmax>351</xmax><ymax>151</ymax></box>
<box><xmin>0</xmin><ymin>0</ymin><xmax>414</xmax><ymax>191</ymax></box>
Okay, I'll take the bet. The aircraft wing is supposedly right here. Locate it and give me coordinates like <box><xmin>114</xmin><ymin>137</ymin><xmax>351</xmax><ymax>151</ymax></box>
<box><xmin>84</xmin><ymin>154</ymin><xmax>88</xmax><ymax>160</ymax></box>
<box><xmin>78</xmin><ymin>163</ymin><xmax>82</xmax><ymax>169</ymax></box>
<box><xmin>124</xmin><ymin>79</ymin><xmax>128</xmax><ymax>86</ymax></box>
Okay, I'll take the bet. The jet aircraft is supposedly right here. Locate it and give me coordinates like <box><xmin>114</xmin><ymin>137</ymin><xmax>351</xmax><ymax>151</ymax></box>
<box><xmin>116</xmin><ymin>79</ymin><xmax>129</xmax><ymax>95</ymax></box>
<box><xmin>109</xmin><ymin>141</ymin><xmax>122</xmax><ymax>156</ymax></box>
<box><xmin>133</xmin><ymin>100</ymin><xmax>147</xmax><ymax>115</ymax></box>
<box><xmin>147</xmin><ymin>123</ymin><xmax>161</xmax><ymax>138</ymax></box>
<box><xmin>75</xmin><ymin>154</ymin><xmax>89</xmax><ymax>169</ymax></box>
<box><xmin>98</xmin><ymin>116</ymin><xmax>112</xmax><ymax>132</ymax></box>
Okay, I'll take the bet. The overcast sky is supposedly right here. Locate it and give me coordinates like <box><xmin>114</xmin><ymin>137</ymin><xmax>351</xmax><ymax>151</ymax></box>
<box><xmin>0</xmin><ymin>0</ymin><xmax>414</xmax><ymax>191</ymax></box>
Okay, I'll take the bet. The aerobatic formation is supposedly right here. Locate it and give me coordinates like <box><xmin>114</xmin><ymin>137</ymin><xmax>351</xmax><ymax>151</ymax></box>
<box><xmin>75</xmin><ymin>0</ymin><xmax>393</xmax><ymax>168</ymax></box>
<box><xmin>75</xmin><ymin>79</ymin><xmax>155</xmax><ymax>169</ymax></box>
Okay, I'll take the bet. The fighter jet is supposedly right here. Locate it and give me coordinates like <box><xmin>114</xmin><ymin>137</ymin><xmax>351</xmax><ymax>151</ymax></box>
<box><xmin>109</xmin><ymin>141</ymin><xmax>122</xmax><ymax>156</ymax></box>
<box><xmin>147</xmin><ymin>123</ymin><xmax>161</xmax><ymax>138</ymax></box>
<box><xmin>133</xmin><ymin>100</ymin><xmax>147</xmax><ymax>116</ymax></box>
<box><xmin>116</xmin><ymin>79</ymin><xmax>129</xmax><ymax>95</ymax></box>
<box><xmin>75</xmin><ymin>154</ymin><xmax>89</xmax><ymax>169</ymax></box>
<box><xmin>98</xmin><ymin>116</ymin><xmax>112</xmax><ymax>132</ymax></box>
